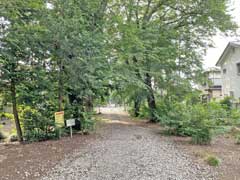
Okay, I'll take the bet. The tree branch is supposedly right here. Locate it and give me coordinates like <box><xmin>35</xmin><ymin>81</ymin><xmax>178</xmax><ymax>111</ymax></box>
<box><xmin>143</xmin><ymin>0</ymin><xmax>164</xmax><ymax>27</ymax></box>
<box><xmin>134</xmin><ymin>0</ymin><xmax>141</xmax><ymax>28</ymax></box>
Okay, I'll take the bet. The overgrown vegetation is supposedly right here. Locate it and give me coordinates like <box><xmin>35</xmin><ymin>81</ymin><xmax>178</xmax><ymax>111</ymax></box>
<box><xmin>0</xmin><ymin>0</ymin><xmax>237</xmax><ymax>142</ymax></box>
<box><xmin>20</xmin><ymin>107</ymin><xmax>60</xmax><ymax>142</ymax></box>
<box><xmin>133</xmin><ymin>95</ymin><xmax>240</xmax><ymax>144</ymax></box>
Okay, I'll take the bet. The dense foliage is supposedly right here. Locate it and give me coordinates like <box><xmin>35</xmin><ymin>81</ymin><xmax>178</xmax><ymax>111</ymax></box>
<box><xmin>138</xmin><ymin>96</ymin><xmax>240</xmax><ymax>144</ymax></box>
<box><xmin>0</xmin><ymin>0</ymin><xmax>237</xmax><ymax>142</ymax></box>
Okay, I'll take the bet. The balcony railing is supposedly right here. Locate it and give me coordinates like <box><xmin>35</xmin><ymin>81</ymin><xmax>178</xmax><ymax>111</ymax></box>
<box><xmin>209</xmin><ymin>78</ymin><xmax>222</xmax><ymax>86</ymax></box>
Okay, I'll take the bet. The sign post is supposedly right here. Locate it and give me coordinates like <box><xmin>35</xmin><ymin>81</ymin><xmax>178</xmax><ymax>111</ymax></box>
<box><xmin>66</xmin><ymin>119</ymin><xmax>75</xmax><ymax>138</ymax></box>
<box><xmin>70</xmin><ymin>126</ymin><xmax>73</xmax><ymax>138</ymax></box>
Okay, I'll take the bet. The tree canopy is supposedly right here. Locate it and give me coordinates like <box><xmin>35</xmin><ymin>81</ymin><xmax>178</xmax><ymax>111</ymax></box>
<box><xmin>0</xmin><ymin>0</ymin><xmax>237</xmax><ymax>141</ymax></box>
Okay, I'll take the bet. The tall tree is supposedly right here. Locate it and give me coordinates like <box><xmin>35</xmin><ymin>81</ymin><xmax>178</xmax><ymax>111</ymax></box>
<box><xmin>109</xmin><ymin>0</ymin><xmax>236</xmax><ymax>122</ymax></box>
<box><xmin>0</xmin><ymin>0</ymin><xmax>47</xmax><ymax>141</ymax></box>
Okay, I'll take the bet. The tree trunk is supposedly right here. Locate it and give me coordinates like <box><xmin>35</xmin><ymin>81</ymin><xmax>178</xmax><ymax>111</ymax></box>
<box><xmin>134</xmin><ymin>98</ymin><xmax>141</xmax><ymax>117</ymax></box>
<box><xmin>10</xmin><ymin>80</ymin><xmax>23</xmax><ymax>142</ymax></box>
<box><xmin>132</xmin><ymin>56</ymin><xmax>142</xmax><ymax>117</ymax></box>
<box><xmin>145</xmin><ymin>73</ymin><xmax>157</xmax><ymax>122</ymax></box>
<box><xmin>58</xmin><ymin>60</ymin><xmax>63</xmax><ymax>111</ymax></box>
<box><xmin>85</xmin><ymin>96</ymin><xmax>93</xmax><ymax>112</ymax></box>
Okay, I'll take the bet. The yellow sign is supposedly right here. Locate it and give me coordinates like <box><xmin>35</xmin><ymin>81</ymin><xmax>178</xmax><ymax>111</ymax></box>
<box><xmin>55</xmin><ymin>111</ymin><xmax>64</xmax><ymax>127</ymax></box>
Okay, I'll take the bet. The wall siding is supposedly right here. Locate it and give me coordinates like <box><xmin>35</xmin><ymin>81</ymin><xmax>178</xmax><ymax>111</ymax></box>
<box><xmin>221</xmin><ymin>47</ymin><xmax>240</xmax><ymax>99</ymax></box>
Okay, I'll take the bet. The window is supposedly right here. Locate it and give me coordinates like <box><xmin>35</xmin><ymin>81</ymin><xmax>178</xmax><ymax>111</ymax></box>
<box><xmin>223</xmin><ymin>69</ymin><xmax>227</xmax><ymax>74</ymax></box>
<box><xmin>237</xmin><ymin>63</ymin><xmax>240</xmax><ymax>75</ymax></box>
<box><xmin>230</xmin><ymin>91</ymin><xmax>234</xmax><ymax>97</ymax></box>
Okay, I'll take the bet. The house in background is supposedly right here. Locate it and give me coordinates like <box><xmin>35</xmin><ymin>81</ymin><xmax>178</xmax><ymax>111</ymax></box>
<box><xmin>216</xmin><ymin>42</ymin><xmax>240</xmax><ymax>101</ymax></box>
<box><xmin>200</xmin><ymin>67</ymin><xmax>222</xmax><ymax>102</ymax></box>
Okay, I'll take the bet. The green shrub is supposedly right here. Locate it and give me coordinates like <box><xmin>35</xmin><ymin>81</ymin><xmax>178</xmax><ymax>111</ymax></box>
<box><xmin>220</xmin><ymin>96</ymin><xmax>233</xmax><ymax>110</ymax></box>
<box><xmin>154</xmin><ymin>100</ymin><xmax>215</xmax><ymax>144</ymax></box>
<box><xmin>24</xmin><ymin>127</ymin><xmax>60</xmax><ymax>142</ymax></box>
<box><xmin>188</xmin><ymin>104</ymin><xmax>214</xmax><ymax>145</ymax></box>
<box><xmin>20</xmin><ymin>106</ymin><xmax>59</xmax><ymax>142</ymax></box>
<box><xmin>207</xmin><ymin>102</ymin><xmax>228</xmax><ymax>125</ymax></box>
<box><xmin>138</xmin><ymin>104</ymin><xmax>151</xmax><ymax>119</ymax></box>
<box><xmin>155</xmin><ymin>101</ymin><xmax>191</xmax><ymax>136</ymax></box>
<box><xmin>191</xmin><ymin>128</ymin><xmax>212</xmax><ymax>145</ymax></box>
<box><xmin>229</xmin><ymin>109</ymin><xmax>240</xmax><ymax>126</ymax></box>
<box><xmin>145</xmin><ymin>97</ymin><xmax>240</xmax><ymax>145</ymax></box>
<box><xmin>81</xmin><ymin>112</ymin><xmax>96</xmax><ymax>133</ymax></box>
<box><xmin>205</xmin><ymin>155</ymin><xmax>220</xmax><ymax>166</ymax></box>
<box><xmin>213</xmin><ymin>125</ymin><xmax>232</xmax><ymax>136</ymax></box>
<box><xmin>0</xmin><ymin>112</ymin><xmax>14</xmax><ymax>121</ymax></box>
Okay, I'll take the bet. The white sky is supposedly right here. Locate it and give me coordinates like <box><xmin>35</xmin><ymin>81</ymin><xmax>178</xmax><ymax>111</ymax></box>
<box><xmin>204</xmin><ymin>0</ymin><xmax>240</xmax><ymax>68</ymax></box>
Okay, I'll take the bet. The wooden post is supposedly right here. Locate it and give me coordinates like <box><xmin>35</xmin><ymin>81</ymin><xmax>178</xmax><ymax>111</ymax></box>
<box><xmin>70</xmin><ymin>126</ymin><xmax>73</xmax><ymax>138</ymax></box>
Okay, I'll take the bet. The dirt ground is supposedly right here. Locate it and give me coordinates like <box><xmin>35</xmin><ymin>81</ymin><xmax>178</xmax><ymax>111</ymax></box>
<box><xmin>0</xmin><ymin>107</ymin><xmax>240</xmax><ymax>180</ymax></box>
<box><xmin>168</xmin><ymin>135</ymin><xmax>240</xmax><ymax>180</ymax></box>
<box><xmin>41</xmin><ymin>108</ymin><xmax>216</xmax><ymax>180</ymax></box>
<box><xmin>0</xmin><ymin>132</ymin><xmax>98</xmax><ymax>180</ymax></box>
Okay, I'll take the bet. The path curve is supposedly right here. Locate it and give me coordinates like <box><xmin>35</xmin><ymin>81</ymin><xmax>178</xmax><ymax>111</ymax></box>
<box><xmin>41</xmin><ymin>107</ymin><xmax>216</xmax><ymax>180</ymax></box>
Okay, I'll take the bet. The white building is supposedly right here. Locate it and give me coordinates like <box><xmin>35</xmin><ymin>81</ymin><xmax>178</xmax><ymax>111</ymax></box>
<box><xmin>201</xmin><ymin>67</ymin><xmax>222</xmax><ymax>102</ymax></box>
<box><xmin>216</xmin><ymin>42</ymin><xmax>240</xmax><ymax>101</ymax></box>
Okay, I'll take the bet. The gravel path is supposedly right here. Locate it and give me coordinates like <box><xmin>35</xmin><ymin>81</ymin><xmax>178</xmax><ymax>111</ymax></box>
<box><xmin>41</xmin><ymin>107</ymin><xmax>217</xmax><ymax>180</ymax></box>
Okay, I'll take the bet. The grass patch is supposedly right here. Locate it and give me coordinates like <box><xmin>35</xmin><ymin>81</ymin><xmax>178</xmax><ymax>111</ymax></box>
<box><xmin>213</xmin><ymin>126</ymin><xmax>233</xmax><ymax>136</ymax></box>
<box><xmin>191</xmin><ymin>129</ymin><xmax>212</xmax><ymax>145</ymax></box>
<box><xmin>205</xmin><ymin>155</ymin><xmax>220</xmax><ymax>167</ymax></box>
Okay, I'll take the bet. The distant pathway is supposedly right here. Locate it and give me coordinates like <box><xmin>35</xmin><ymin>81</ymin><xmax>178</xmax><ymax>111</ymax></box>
<box><xmin>41</xmin><ymin>107</ymin><xmax>216</xmax><ymax>180</ymax></box>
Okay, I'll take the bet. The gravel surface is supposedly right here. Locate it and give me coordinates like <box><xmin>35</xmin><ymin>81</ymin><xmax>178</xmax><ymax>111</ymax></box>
<box><xmin>41</xmin><ymin>107</ymin><xmax>217</xmax><ymax>180</ymax></box>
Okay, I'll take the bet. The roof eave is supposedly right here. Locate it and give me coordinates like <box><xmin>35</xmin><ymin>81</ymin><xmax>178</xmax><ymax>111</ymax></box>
<box><xmin>215</xmin><ymin>42</ymin><xmax>230</xmax><ymax>67</ymax></box>
<box><xmin>216</xmin><ymin>42</ymin><xmax>240</xmax><ymax>66</ymax></box>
